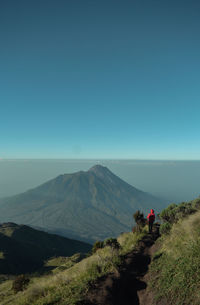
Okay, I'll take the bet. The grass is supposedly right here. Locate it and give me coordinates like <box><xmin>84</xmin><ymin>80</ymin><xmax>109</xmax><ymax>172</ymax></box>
<box><xmin>44</xmin><ymin>253</ymin><xmax>85</xmax><ymax>274</ymax></box>
<box><xmin>117</xmin><ymin>228</ymin><xmax>147</xmax><ymax>255</ymax></box>
<box><xmin>0</xmin><ymin>229</ymin><xmax>146</xmax><ymax>305</ymax></box>
<box><xmin>149</xmin><ymin>210</ymin><xmax>200</xmax><ymax>305</ymax></box>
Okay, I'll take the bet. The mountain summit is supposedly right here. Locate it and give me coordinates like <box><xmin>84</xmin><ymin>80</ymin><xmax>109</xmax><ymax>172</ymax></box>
<box><xmin>88</xmin><ymin>165</ymin><xmax>120</xmax><ymax>182</ymax></box>
<box><xmin>0</xmin><ymin>165</ymin><xmax>166</xmax><ymax>242</ymax></box>
<box><xmin>88</xmin><ymin>164</ymin><xmax>111</xmax><ymax>174</ymax></box>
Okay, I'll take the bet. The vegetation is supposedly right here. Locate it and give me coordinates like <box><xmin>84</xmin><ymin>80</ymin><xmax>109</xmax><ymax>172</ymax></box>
<box><xmin>158</xmin><ymin>198</ymin><xmax>200</xmax><ymax>236</ymax></box>
<box><xmin>149</xmin><ymin>197</ymin><xmax>200</xmax><ymax>305</ymax></box>
<box><xmin>1</xmin><ymin>194</ymin><xmax>200</xmax><ymax>304</ymax></box>
<box><xmin>159</xmin><ymin>198</ymin><xmax>200</xmax><ymax>224</ymax></box>
<box><xmin>45</xmin><ymin>253</ymin><xmax>86</xmax><ymax>273</ymax></box>
<box><xmin>159</xmin><ymin>222</ymin><xmax>172</xmax><ymax>235</ymax></box>
<box><xmin>92</xmin><ymin>241</ymin><xmax>104</xmax><ymax>254</ymax></box>
<box><xmin>0</xmin><ymin>223</ymin><xmax>91</xmax><ymax>274</ymax></box>
<box><xmin>12</xmin><ymin>275</ymin><xmax>30</xmax><ymax>293</ymax></box>
<box><xmin>104</xmin><ymin>237</ymin><xmax>120</xmax><ymax>250</ymax></box>
<box><xmin>133</xmin><ymin>210</ymin><xmax>146</xmax><ymax>232</ymax></box>
<box><xmin>0</xmin><ymin>229</ymin><xmax>146</xmax><ymax>305</ymax></box>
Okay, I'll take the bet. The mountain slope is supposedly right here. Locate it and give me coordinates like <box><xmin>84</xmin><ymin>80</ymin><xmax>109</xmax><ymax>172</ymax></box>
<box><xmin>148</xmin><ymin>202</ymin><xmax>200</xmax><ymax>305</ymax></box>
<box><xmin>0</xmin><ymin>222</ymin><xmax>91</xmax><ymax>274</ymax></box>
<box><xmin>0</xmin><ymin>165</ymin><xmax>167</xmax><ymax>242</ymax></box>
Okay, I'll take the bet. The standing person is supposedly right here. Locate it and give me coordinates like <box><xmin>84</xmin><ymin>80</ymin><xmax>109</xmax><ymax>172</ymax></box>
<box><xmin>147</xmin><ymin>209</ymin><xmax>155</xmax><ymax>233</ymax></box>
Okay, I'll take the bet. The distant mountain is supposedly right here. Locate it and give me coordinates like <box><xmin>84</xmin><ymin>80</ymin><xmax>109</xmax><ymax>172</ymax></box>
<box><xmin>0</xmin><ymin>222</ymin><xmax>91</xmax><ymax>274</ymax></box>
<box><xmin>0</xmin><ymin>165</ymin><xmax>167</xmax><ymax>242</ymax></box>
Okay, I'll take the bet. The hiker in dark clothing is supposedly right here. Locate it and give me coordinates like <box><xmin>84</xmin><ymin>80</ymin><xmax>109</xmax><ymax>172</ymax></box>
<box><xmin>147</xmin><ymin>209</ymin><xmax>155</xmax><ymax>233</ymax></box>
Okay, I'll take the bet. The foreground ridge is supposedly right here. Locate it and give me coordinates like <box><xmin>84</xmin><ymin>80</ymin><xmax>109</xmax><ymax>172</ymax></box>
<box><xmin>83</xmin><ymin>226</ymin><xmax>160</xmax><ymax>305</ymax></box>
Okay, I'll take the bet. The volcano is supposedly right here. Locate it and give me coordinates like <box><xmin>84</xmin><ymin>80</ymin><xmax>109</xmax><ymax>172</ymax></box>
<box><xmin>0</xmin><ymin>165</ymin><xmax>166</xmax><ymax>242</ymax></box>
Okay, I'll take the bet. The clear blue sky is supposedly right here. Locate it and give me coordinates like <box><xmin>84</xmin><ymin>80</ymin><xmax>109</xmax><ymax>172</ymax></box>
<box><xmin>1</xmin><ymin>0</ymin><xmax>200</xmax><ymax>159</ymax></box>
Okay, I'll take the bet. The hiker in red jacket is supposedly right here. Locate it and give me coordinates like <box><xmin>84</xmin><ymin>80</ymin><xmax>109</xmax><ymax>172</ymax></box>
<box><xmin>147</xmin><ymin>209</ymin><xmax>155</xmax><ymax>233</ymax></box>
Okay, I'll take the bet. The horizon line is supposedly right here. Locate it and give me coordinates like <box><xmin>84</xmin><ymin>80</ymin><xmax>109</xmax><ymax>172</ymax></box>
<box><xmin>1</xmin><ymin>158</ymin><xmax>200</xmax><ymax>162</ymax></box>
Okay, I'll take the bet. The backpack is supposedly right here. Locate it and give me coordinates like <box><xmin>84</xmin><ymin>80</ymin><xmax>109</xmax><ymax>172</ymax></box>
<box><xmin>149</xmin><ymin>214</ymin><xmax>155</xmax><ymax>223</ymax></box>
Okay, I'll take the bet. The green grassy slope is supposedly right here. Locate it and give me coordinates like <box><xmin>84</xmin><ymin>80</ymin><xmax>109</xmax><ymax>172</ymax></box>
<box><xmin>0</xmin><ymin>223</ymin><xmax>91</xmax><ymax>274</ymax></box>
<box><xmin>149</xmin><ymin>197</ymin><xmax>200</xmax><ymax>305</ymax></box>
<box><xmin>0</xmin><ymin>229</ymin><xmax>146</xmax><ymax>305</ymax></box>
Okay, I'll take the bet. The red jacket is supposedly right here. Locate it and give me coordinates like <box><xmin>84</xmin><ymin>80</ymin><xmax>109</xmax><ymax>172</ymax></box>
<box><xmin>147</xmin><ymin>209</ymin><xmax>155</xmax><ymax>223</ymax></box>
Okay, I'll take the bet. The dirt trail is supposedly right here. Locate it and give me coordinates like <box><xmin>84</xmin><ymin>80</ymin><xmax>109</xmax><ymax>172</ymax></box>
<box><xmin>83</xmin><ymin>228</ymin><xmax>159</xmax><ymax>305</ymax></box>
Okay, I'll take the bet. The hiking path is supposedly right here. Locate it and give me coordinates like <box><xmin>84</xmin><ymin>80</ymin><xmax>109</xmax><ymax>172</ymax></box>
<box><xmin>83</xmin><ymin>228</ymin><xmax>160</xmax><ymax>305</ymax></box>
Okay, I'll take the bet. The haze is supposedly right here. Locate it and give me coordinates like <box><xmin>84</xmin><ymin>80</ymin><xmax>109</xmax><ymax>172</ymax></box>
<box><xmin>0</xmin><ymin>159</ymin><xmax>199</xmax><ymax>203</ymax></box>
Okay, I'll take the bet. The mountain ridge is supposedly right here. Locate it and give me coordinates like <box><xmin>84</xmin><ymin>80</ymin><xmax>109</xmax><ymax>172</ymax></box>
<box><xmin>0</xmin><ymin>165</ymin><xmax>167</xmax><ymax>242</ymax></box>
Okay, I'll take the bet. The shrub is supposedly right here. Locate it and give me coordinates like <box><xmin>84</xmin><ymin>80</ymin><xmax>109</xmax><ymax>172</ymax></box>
<box><xmin>160</xmin><ymin>201</ymin><xmax>197</xmax><ymax>224</ymax></box>
<box><xmin>192</xmin><ymin>198</ymin><xmax>200</xmax><ymax>209</ymax></box>
<box><xmin>104</xmin><ymin>238</ymin><xmax>120</xmax><ymax>250</ymax></box>
<box><xmin>133</xmin><ymin>210</ymin><xmax>146</xmax><ymax>232</ymax></box>
<box><xmin>92</xmin><ymin>241</ymin><xmax>104</xmax><ymax>253</ymax></box>
<box><xmin>159</xmin><ymin>203</ymin><xmax>177</xmax><ymax>223</ymax></box>
<box><xmin>133</xmin><ymin>210</ymin><xmax>145</xmax><ymax>226</ymax></box>
<box><xmin>12</xmin><ymin>274</ymin><xmax>30</xmax><ymax>293</ymax></box>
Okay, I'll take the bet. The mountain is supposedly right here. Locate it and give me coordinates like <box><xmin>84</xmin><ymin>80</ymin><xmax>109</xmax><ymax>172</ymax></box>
<box><xmin>0</xmin><ymin>222</ymin><xmax>91</xmax><ymax>274</ymax></box>
<box><xmin>0</xmin><ymin>165</ymin><xmax>167</xmax><ymax>242</ymax></box>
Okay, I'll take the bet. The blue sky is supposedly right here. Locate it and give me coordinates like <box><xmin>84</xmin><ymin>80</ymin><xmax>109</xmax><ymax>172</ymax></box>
<box><xmin>1</xmin><ymin>0</ymin><xmax>200</xmax><ymax>159</ymax></box>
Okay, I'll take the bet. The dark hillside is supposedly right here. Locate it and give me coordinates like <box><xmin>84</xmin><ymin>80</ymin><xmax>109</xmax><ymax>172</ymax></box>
<box><xmin>0</xmin><ymin>222</ymin><xmax>91</xmax><ymax>274</ymax></box>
